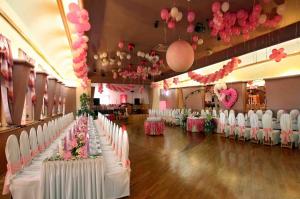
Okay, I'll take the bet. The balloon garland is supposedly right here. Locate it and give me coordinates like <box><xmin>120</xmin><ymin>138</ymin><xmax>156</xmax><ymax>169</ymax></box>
<box><xmin>67</xmin><ymin>3</ymin><xmax>91</xmax><ymax>88</ymax></box>
<box><xmin>188</xmin><ymin>57</ymin><xmax>241</xmax><ymax>84</ymax></box>
<box><xmin>106</xmin><ymin>84</ymin><xmax>135</xmax><ymax>92</ymax></box>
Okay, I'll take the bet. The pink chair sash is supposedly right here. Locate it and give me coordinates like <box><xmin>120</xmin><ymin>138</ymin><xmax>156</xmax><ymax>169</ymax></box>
<box><xmin>219</xmin><ymin>122</ymin><xmax>225</xmax><ymax>134</ymax></box>
<box><xmin>122</xmin><ymin>159</ymin><xmax>130</xmax><ymax>169</ymax></box>
<box><xmin>21</xmin><ymin>154</ymin><xmax>32</xmax><ymax>166</ymax></box>
<box><xmin>281</xmin><ymin>130</ymin><xmax>292</xmax><ymax>144</ymax></box>
<box><xmin>263</xmin><ymin>128</ymin><xmax>272</xmax><ymax>142</ymax></box>
<box><xmin>2</xmin><ymin>161</ymin><xmax>22</xmax><ymax>195</ymax></box>
<box><xmin>38</xmin><ymin>144</ymin><xmax>45</xmax><ymax>152</ymax></box>
<box><xmin>251</xmin><ymin>127</ymin><xmax>259</xmax><ymax>139</ymax></box>
<box><xmin>31</xmin><ymin>147</ymin><xmax>39</xmax><ymax>157</ymax></box>
<box><xmin>239</xmin><ymin>126</ymin><xmax>245</xmax><ymax>136</ymax></box>
<box><xmin>229</xmin><ymin>125</ymin><xmax>235</xmax><ymax>135</ymax></box>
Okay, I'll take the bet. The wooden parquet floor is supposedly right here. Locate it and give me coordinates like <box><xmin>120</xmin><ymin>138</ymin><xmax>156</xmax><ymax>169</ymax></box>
<box><xmin>125</xmin><ymin>115</ymin><xmax>300</xmax><ymax>199</ymax></box>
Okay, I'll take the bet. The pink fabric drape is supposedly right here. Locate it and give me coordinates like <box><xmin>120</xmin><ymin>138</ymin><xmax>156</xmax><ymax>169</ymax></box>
<box><xmin>144</xmin><ymin>120</ymin><xmax>165</xmax><ymax>135</ymax></box>
<box><xmin>187</xmin><ymin>118</ymin><xmax>205</xmax><ymax>132</ymax></box>
<box><xmin>251</xmin><ymin>127</ymin><xmax>259</xmax><ymax>139</ymax></box>
<box><xmin>281</xmin><ymin>130</ymin><xmax>292</xmax><ymax>144</ymax></box>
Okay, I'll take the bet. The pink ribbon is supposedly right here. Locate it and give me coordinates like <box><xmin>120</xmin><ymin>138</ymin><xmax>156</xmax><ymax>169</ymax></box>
<box><xmin>251</xmin><ymin>127</ymin><xmax>259</xmax><ymax>139</ymax></box>
<box><xmin>122</xmin><ymin>159</ymin><xmax>131</xmax><ymax>168</ymax></box>
<box><xmin>38</xmin><ymin>144</ymin><xmax>45</xmax><ymax>152</ymax></box>
<box><xmin>239</xmin><ymin>126</ymin><xmax>245</xmax><ymax>137</ymax></box>
<box><xmin>31</xmin><ymin>147</ymin><xmax>39</xmax><ymax>157</ymax></box>
<box><xmin>2</xmin><ymin>161</ymin><xmax>22</xmax><ymax>195</ymax></box>
<box><xmin>263</xmin><ymin>128</ymin><xmax>272</xmax><ymax>142</ymax></box>
<box><xmin>281</xmin><ymin>130</ymin><xmax>292</xmax><ymax>144</ymax></box>
<box><xmin>229</xmin><ymin>125</ymin><xmax>236</xmax><ymax>136</ymax></box>
<box><xmin>21</xmin><ymin>154</ymin><xmax>32</xmax><ymax>166</ymax></box>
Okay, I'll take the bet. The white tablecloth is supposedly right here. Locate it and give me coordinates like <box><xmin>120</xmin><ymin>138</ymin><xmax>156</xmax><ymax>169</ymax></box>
<box><xmin>40</xmin><ymin>156</ymin><xmax>104</xmax><ymax>199</ymax></box>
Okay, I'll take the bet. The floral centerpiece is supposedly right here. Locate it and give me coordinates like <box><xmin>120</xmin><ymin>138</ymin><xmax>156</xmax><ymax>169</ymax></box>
<box><xmin>204</xmin><ymin>114</ymin><xmax>216</xmax><ymax>135</ymax></box>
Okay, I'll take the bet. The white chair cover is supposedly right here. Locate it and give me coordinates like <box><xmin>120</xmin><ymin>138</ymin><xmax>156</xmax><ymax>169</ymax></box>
<box><xmin>29</xmin><ymin>127</ymin><xmax>39</xmax><ymax>158</ymax></box>
<box><xmin>277</xmin><ymin>110</ymin><xmax>285</xmax><ymax>122</ymax></box>
<box><xmin>19</xmin><ymin>131</ymin><xmax>32</xmax><ymax>167</ymax></box>
<box><xmin>265</xmin><ymin>110</ymin><xmax>273</xmax><ymax>118</ymax></box>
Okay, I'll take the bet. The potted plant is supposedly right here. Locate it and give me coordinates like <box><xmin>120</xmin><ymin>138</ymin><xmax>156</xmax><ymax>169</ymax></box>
<box><xmin>204</xmin><ymin>114</ymin><xmax>216</xmax><ymax>135</ymax></box>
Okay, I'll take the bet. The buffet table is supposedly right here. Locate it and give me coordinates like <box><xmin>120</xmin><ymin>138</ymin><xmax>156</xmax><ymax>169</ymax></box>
<box><xmin>144</xmin><ymin>120</ymin><xmax>165</xmax><ymax>135</ymax></box>
<box><xmin>187</xmin><ymin>117</ymin><xmax>205</xmax><ymax>132</ymax></box>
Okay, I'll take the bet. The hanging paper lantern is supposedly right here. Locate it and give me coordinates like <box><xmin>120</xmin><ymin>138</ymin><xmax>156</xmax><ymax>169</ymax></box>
<box><xmin>118</xmin><ymin>41</ymin><xmax>124</xmax><ymax>49</ymax></box>
<box><xmin>160</xmin><ymin>8</ymin><xmax>169</xmax><ymax>20</ymax></box>
<box><xmin>170</xmin><ymin>7</ymin><xmax>179</xmax><ymax>18</ymax></box>
<box><xmin>221</xmin><ymin>2</ymin><xmax>230</xmax><ymax>13</ymax></box>
<box><xmin>166</xmin><ymin>40</ymin><xmax>194</xmax><ymax>72</ymax></box>
<box><xmin>187</xmin><ymin>11</ymin><xmax>196</xmax><ymax>23</ymax></box>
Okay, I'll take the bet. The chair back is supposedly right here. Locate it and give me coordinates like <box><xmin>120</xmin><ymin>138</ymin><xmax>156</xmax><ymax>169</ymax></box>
<box><xmin>265</xmin><ymin>110</ymin><xmax>273</xmax><ymax>118</ymax></box>
<box><xmin>117</xmin><ymin>127</ymin><xmax>123</xmax><ymax>161</ymax></box>
<box><xmin>29</xmin><ymin>127</ymin><xmax>39</xmax><ymax>157</ymax></box>
<box><xmin>19</xmin><ymin>130</ymin><xmax>32</xmax><ymax>166</ymax></box>
<box><xmin>297</xmin><ymin>114</ymin><xmax>300</xmax><ymax>131</ymax></box>
<box><xmin>224</xmin><ymin>110</ymin><xmax>229</xmax><ymax>118</ymax></box>
<box><xmin>237</xmin><ymin>113</ymin><xmax>245</xmax><ymax>127</ymax></box>
<box><xmin>248</xmin><ymin>110</ymin><xmax>254</xmax><ymax>117</ymax></box>
<box><xmin>277</xmin><ymin>110</ymin><xmax>285</xmax><ymax>122</ymax></box>
<box><xmin>280</xmin><ymin>113</ymin><xmax>292</xmax><ymax>132</ymax></box>
<box><xmin>256</xmin><ymin>110</ymin><xmax>263</xmax><ymax>120</ymax></box>
<box><xmin>250</xmin><ymin>113</ymin><xmax>259</xmax><ymax>128</ymax></box>
<box><xmin>262</xmin><ymin>113</ymin><xmax>272</xmax><ymax>129</ymax></box>
<box><xmin>5</xmin><ymin>135</ymin><xmax>21</xmax><ymax>167</ymax></box>
<box><xmin>229</xmin><ymin>109</ymin><xmax>235</xmax><ymax>117</ymax></box>
<box><xmin>37</xmin><ymin>124</ymin><xmax>46</xmax><ymax>151</ymax></box>
<box><xmin>228</xmin><ymin>112</ymin><xmax>236</xmax><ymax>126</ymax></box>
<box><xmin>121</xmin><ymin>130</ymin><xmax>130</xmax><ymax>168</ymax></box>
<box><xmin>290</xmin><ymin>109</ymin><xmax>299</xmax><ymax>122</ymax></box>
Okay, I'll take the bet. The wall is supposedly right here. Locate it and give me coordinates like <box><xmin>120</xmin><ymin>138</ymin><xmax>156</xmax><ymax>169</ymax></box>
<box><xmin>160</xmin><ymin>89</ymin><xmax>178</xmax><ymax>108</ymax></box>
<box><xmin>94</xmin><ymin>84</ymin><xmax>150</xmax><ymax>105</ymax></box>
<box><xmin>220</xmin><ymin>82</ymin><xmax>247</xmax><ymax>112</ymax></box>
<box><xmin>265</xmin><ymin>75</ymin><xmax>300</xmax><ymax>111</ymax></box>
<box><xmin>182</xmin><ymin>87</ymin><xmax>205</xmax><ymax>110</ymax></box>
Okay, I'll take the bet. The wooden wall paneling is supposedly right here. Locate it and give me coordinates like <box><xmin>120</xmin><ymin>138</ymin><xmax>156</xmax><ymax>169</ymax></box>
<box><xmin>12</xmin><ymin>60</ymin><xmax>34</xmax><ymax>125</ymax></box>
<box><xmin>47</xmin><ymin>78</ymin><xmax>57</xmax><ymax>117</ymax></box>
<box><xmin>34</xmin><ymin>72</ymin><xmax>47</xmax><ymax>120</ymax></box>
<box><xmin>91</xmin><ymin>86</ymin><xmax>95</xmax><ymax>99</ymax></box>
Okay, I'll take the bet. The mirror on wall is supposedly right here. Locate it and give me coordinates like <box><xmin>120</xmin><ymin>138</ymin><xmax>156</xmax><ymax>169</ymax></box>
<box><xmin>246</xmin><ymin>80</ymin><xmax>266</xmax><ymax>111</ymax></box>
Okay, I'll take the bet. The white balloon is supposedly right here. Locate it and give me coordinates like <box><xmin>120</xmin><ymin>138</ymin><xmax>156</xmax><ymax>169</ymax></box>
<box><xmin>116</xmin><ymin>51</ymin><xmax>121</xmax><ymax>56</ymax></box>
<box><xmin>126</xmin><ymin>54</ymin><xmax>131</xmax><ymax>60</ymax></box>
<box><xmin>258</xmin><ymin>14</ymin><xmax>267</xmax><ymax>24</ymax></box>
<box><xmin>170</xmin><ymin>7</ymin><xmax>179</xmax><ymax>18</ymax></box>
<box><xmin>120</xmin><ymin>55</ymin><xmax>124</xmax><ymax>60</ymax></box>
<box><xmin>117</xmin><ymin>61</ymin><xmax>121</xmax><ymax>66</ymax></box>
<box><xmin>103</xmin><ymin>52</ymin><xmax>107</xmax><ymax>57</ymax></box>
<box><xmin>175</xmin><ymin>12</ymin><xmax>183</xmax><ymax>22</ymax></box>
<box><xmin>277</xmin><ymin>4</ymin><xmax>286</xmax><ymax>15</ymax></box>
<box><xmin>197</xmin><ymin>39</ymin><xmax>204</xmax><ymax>45</ymax></box>
<box><xmin>221</xmin><ymin>2</ymin><xmax>230</xmax><ymax>13</ymax></box>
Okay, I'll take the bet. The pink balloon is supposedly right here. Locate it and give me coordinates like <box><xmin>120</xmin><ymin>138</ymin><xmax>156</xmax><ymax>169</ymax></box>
<box><xmin>166</xmin><ymin>40</ymin><xmax>194</xmax><ymax>72</ymax></box>
<box><xmin>80</xmin><ymin>9</ymin><xmax>89</xmax><ymax>21</ymax></box>
<box><xmin>160</xmin><ymin>8</ymin><xmax>169</xmax><ymax>20</ymax></box>
<box><xmin>168</xmin><ymin>21</ymin><xmax>176</xmax><ymax>29</ymax></box>
<box><xmin>212</xmin><ymin>2</ymin><xmax>221</xmax><ymax>13</ymax></box>
<box><xmin>192</xmin><ymin>43</ymin><xmax>197</xmax><ymax>50</ymax></box>
<box><xmin>69</xmin><ymin>3</ymin><xmax>80</xmax><ymax>12</ymax></box>
<box><xmin>118</xmin><ymin>41</ymin><xmax>124</xmax><ymax>49</ymax></box>
<box><xmin>187</xmin><ymin>24</ymin><xmax>195</xmax><ymax>33</ymax></box>
<box><xmin>187</xmin><ymin>11</ymin><xmax>196</xmax><ymax>23</ymax></box>
<box><xmin>192</xmin><ymin>35</ymin><xmax>199</xmax><ymax>42</ymax></box>
<box><xmin>67</xmin><ymin>12</ymin><xmax>80</xmax><ymax>24</ymax></box>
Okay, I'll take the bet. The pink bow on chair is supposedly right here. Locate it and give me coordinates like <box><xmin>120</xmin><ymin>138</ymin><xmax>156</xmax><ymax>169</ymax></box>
<box><xmin>229</xmin><ymin>125</ymin><xmax>236</xmax><ymax>136</ymax></box>
<box><xmin>219</xmin><ymin>122</ymin><xmax>225</xmax><ymax>134</ymax></box>
<box><xmin>239</xmin><ymin>126</ymin><xmax>245</xmax><ymax>137</ymax></box>
<box><xmin>31</xmin><ymin>148</ymin><xmax>40</xmax><ymax>157</ymax></box>
<box><xmin>251</xmin><ymin>127</ymin><xmax>259</xmax><ymax>139</ymax></box>
<box><xmin>21</xmin><ymin>154</ymin><xmax>32</xmax><ymax>166</ymax></box>
<box><xmin>281</xmin><ymin>130</ymin><xmax>292</xmax><ymax>144</ymax></box>
<box><xmin>263</xmin><ymin>128</ymin><xmax>272</xmax><ymax>142</ymax></box>
<box><xmin>2</xmin><ymin>161</ymin><xmax>22</xmax><ymax>195</ymax></box>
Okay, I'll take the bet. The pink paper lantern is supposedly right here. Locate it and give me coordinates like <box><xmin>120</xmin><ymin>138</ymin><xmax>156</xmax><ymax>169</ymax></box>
<box><xmin>118</xmin><ymin>41</ymin><xmax>124</xmax><ymax>49</ymax></box>
<box><xmin>166</xmin><ymin>40</ymin><xmax>194</xmax><ymax>72</ymax></box>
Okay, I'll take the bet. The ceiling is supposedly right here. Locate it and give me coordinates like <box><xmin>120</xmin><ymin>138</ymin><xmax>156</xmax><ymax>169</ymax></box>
<box><xmin>84</xmin><ymin>0</ymin><xmax>300</xmax><ymax>84</ymax></box>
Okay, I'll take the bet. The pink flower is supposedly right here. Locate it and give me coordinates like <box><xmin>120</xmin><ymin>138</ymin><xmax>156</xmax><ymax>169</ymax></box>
<box><xmin>71</xmin><ymin>138</ymin><xmax>78</xmax><ymax>148</ymax></box>
<box><xmin>63</xmin><ymin>151</ymin><xmax>72</xmax><ymax>160</ymax></box>
<box><xmin>78</xmin><ymin>147</ymin><xmax>88</xmax><ymax>158</ymax></box>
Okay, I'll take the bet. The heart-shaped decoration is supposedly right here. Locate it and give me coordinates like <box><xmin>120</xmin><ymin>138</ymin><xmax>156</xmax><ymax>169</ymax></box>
<box><xmin>221</xmin><ymin>88</ymin><xmax>238</xmax><ymax>109</ymax></box>
<box><xmin>214</xmin><ymin>83</ymin><xmax>227</xmax><ymax>101</ymax></box>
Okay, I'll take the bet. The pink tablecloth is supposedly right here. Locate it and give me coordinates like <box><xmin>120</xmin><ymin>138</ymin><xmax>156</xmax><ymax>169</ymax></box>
<box><xmin>187</xmin><ymin>117</ymin><xmax>205</xmax><ymax>132</ymax></box>
<box><xmin>144</xmin><ymin>120</ymin><xmax>165</xmax><ymax>135</ymax></box>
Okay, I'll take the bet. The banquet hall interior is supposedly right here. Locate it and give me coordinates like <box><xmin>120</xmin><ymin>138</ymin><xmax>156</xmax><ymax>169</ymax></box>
<box><xmin>0</xmin><ymin>0</ymin><xmax>300</xmax><ymax>198</ymax></box>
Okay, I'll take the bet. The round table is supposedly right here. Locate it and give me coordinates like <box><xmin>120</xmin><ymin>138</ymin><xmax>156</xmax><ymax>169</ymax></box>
<box><xmin>144</xmin><ymin>120</ymin><xmax>165</xmax><ymax>135</ymax></box>
<box><xmin>187</xmin><ymin>117</ymin><xmax>205</xmax><ymax>132</ymax></box>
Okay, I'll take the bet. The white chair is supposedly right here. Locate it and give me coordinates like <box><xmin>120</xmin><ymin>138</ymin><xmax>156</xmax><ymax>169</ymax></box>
<box><xmin>280</xmin><ymin>113</ymin><xmax>297</xmax><ymax>148</ymax></box>
<box><xmin>225</xmin><ymin>112</ymin><xmax>236</xmax><ymax>138</ymax></box>
<box><xmin>249</xmin><ymin>113</ymin><xmax>262</xmax><ymax>143</ymax></box>
<box><xmin>19</xmin><ymin>131</ymin><xmax>32</xmax><ymax>167</ymax></box>
<box><xmin>236</xmin><ymin>113</ymin><xmax>250</xmax><ymax>141</ymax></box>
<box><xmin>224</xmin><ymin>110</ymin><xmax>229</xmax><ymax>118</ymax></box>
<box><xmin>265</xmin><ymin>110</ymin><xmax>273</xmax><ymax>118</ymax></box>
<box><xmin>256</xmin><ymin>110</ymin><xmax>263</xmax><ymax>121</ymax></box>
<box><xmin>290</xmin><ymin>109</ymin><xmax>299</xmax><ymax>130</ymax></box>
<box><xmin>212</xmin><ymin>109</ymin><xmax>217</xmax><ymax>118</ymax></box>
<box><xmin>37</xmin><ymin>124</ymin><xmax>46</xmax><ymax>152</ymax></box>
<box><xmin>219</xmin><ymin>112</ymin><xmax>227</xmax><ymax>135</ymax></box>
<box><xmin>277</xmin><ymin>110</ymin><xmax>285</xmax><ymax>123</ymax></box>
<box><xmin>261</xmin><ymin>113</ymin><xmax>280</xmax><ymax>145</ymax></box>
<box><xmin>29</xmin><ymin>127</ymin><xmax>39</xmax><ymax>158</ymax></box>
